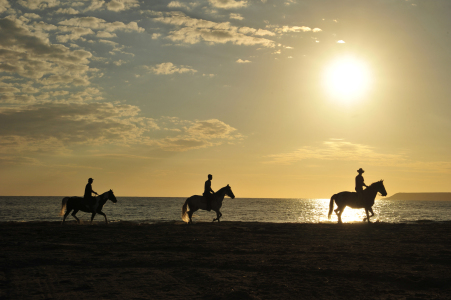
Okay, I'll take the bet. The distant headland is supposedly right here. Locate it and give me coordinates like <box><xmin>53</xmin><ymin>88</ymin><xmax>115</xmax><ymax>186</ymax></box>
<box><xmin>384</xmin><ymin>193</ymin><xmax>451</xmax><ymax>201</ymax></box>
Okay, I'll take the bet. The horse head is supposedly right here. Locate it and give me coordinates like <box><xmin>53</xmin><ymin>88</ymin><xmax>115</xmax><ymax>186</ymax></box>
<box><xmin>376</xmin><ymin>180</ymin><xmax>387</xmax><ymax>197</ymax></box>
<box><xmin>108</xmin><ymin>189</ymin><xmax>118</xmax><ymax>203</ymax></box>
<box><xmin>225</xmin><ymin>184</ymin><xmax>235</xmax><ymax>199</ymax></box>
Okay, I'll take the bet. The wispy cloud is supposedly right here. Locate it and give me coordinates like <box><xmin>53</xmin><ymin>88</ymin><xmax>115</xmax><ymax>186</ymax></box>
<box><xmin>83</xmin><ymin>0</ymin><xmax>139</xmax><ymax>12</ymax></box>
<box><xmin>265</xmin><ymin>140</ymin><xmax>451</xmax><ymax>173</ymax></box>
<box><xmin>208</xmin><ymin>0</ymin><xmax>248</xmax><ymax>9</ymax></box>
<box><xmin>17</xmin><ymin>0</ymin><xmax>59</xmax><ymax>10</ymax></box>
<box><xmin>152</xmin><ymin>11</ymin><xmax>275</xmax><ymax>47</ymax></box>
<box><xmin>0</xmin><ymin>104</ymin><xmax>243</xmax><ymax>155</ymax></box>
<box><xmin>145</xmin><ymin>62</ymin><xmax>197</xmax><ymax>75</ymax></box>
<box><xmin>168</xmin><ymin>1</ymin><xmax>198</xmax><ymax>10</ymax></box>
<box><xmin>230</xmin><ymin>13</ymin><xmax>243</xmax><ymax>20</ymax></box>
<box><xmin>265</xmin><ymin>140</ymin><xmax>406</xmax><ymax>165</ymax></box>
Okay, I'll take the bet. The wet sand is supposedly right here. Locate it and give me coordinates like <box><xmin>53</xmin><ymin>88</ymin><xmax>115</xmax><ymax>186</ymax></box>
<box><xmin>0</xmin><ymin>221</ymin><xmax>450</xmax><ymax>299</ymax></box>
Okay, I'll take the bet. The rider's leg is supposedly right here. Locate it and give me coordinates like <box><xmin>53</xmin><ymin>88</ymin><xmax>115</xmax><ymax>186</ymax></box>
<box><xmin>207</xmin><ymin>196</ymin><xmax>212</xmax><ymax>211</ymax></box>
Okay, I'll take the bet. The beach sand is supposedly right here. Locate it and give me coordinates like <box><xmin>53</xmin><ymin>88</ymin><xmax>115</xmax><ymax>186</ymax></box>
<box><xmin>0</xmin><ymin>221</ymin><xmax>450</xmax><ymax>299</ymax></box>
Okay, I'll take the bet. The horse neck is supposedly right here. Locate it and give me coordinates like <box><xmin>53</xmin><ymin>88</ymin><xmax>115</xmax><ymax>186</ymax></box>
<box><xmin>214</xmin><ymin>187</ymin><xmax>227</xmax><ymax>201</ymax></box>
<box><xmin>98</xmin><ymin>192</ymin><xmax>109</xmax><ymax>205</ymax></box>
<box><xmin>365</xmin><ymin>184</ymin><xmax>379</xmax><ymax>204</ymax></box>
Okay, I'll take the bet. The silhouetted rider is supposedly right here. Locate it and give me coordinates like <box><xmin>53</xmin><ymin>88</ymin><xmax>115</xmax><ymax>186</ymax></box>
<box><xmin>84</xmin><ymin>178</ymin><xmax>98</xmax><ymax>207</ymax></box>
<box><xmin>355</xmin><ymin>168</ymin><xmax>368</xmax><ymax>202</ymax></box>
<box><xmin>203</xmin><ymin>174</ymin><xmax>215</xmax><ymax>211</ymax></box>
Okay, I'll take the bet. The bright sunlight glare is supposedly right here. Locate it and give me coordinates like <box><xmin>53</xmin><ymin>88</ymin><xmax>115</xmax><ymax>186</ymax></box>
<box><xmin>324</xmin><ymin>57</ymin><xmax>371</xmax><ymax>103</ymax></box>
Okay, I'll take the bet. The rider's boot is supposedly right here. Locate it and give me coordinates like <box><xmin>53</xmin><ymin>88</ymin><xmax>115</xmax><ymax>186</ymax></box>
<box><xmin>207</xmin><ymin>199</ymin><xmax>211</xmax><ymax>211</ymax></box>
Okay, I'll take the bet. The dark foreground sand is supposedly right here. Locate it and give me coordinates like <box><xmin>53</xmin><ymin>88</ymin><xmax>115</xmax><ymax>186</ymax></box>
<box><xmin>1</xmin><ymin>221</ymin><xmax>450</xmax><ymax>300</ymax></box>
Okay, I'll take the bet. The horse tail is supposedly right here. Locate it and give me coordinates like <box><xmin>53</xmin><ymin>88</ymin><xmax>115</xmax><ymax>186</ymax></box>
<box><xmin>328</xmin><ymin>194</ymin><xmax>336</xmax><ymax>220</ymax></box>
<box><xmin>181</xmin><ymin>198</ymin><xmax>190</xmax><ymax>223</ymax></box>
<box><xmin>60</xmin><ymin>197</ymin><xmax>69</xmax><ymax>216</ymax></box>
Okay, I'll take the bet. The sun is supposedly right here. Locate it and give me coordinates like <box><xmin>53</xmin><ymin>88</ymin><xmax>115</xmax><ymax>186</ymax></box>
<box><xmin>323</xmin><ymin>57</ymin><xmax>371</xmax><ymax>103</ymax></box>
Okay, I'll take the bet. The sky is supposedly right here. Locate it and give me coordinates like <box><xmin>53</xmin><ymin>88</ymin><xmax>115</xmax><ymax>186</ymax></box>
<box><xmin>1</xmin><ymin>0</ymin><xmax>451</xmax><ymax>198</ymax></box>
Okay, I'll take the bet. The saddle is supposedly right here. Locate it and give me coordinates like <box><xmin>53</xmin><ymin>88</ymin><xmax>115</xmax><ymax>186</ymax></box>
<box><xmin>203</xmin><ymin>193</ymin><xmax>213</xmax><ymax>211</ymax></box>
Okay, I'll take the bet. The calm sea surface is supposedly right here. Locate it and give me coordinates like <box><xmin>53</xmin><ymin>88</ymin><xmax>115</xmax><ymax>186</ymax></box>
<box><xmin>1</xmin><ymin>196</ymin><xmax>451</xmax><ymax>223</ymax></box>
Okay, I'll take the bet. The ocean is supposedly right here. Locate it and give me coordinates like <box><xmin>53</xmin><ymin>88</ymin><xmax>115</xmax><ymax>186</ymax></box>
<box><xmin>1</xmin><ymin>196</ymin><xmax>451</xmax><ymax>224</ymax></box>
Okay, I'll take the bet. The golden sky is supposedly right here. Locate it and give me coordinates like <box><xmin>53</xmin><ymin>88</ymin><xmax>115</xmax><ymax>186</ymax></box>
<box><xmin>1</xmin><ymin>0</ymin><xmax>451</xmax><ymax>198</ymax></box>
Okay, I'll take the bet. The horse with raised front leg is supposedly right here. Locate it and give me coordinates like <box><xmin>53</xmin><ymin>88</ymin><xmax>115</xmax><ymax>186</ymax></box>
<box><xmin>181</xmin><ymin>185</ymin><xmax>235</xmax><ymax>224</ymax></box>
<box><xmin>60</xmin><ymin>190</ymin><xmax>117</xmax><ymax>225</ymax></box>
<box><xmin>328</xmin><ymin>180</ymin><xmax>387</xmax><ymax>224</ymax></box>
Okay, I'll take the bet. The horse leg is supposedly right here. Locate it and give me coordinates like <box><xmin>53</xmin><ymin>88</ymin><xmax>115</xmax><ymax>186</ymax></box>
<box><xmin>364</xmin><ymin>208</ymin><xmax>374</xmax><ymax>223</ymax></box>
<box><xmin>337</xmin><ymin>206</ymin><xmax>345</xmax><ymax>224</ymax></box>
<box><xmin>71</xmin><ymin>210</ymin><xmax>80</xmax><ymax>224</ymax></box>
<box><xmin>90</xmin><ymin>212</ymin><xmax>97</xmax><ymax>224</ymax></box>
<box><xmin>62</xmin><ymin>207</ymin><xmax>72</xmax><ymax>225</ymax></box>
<box><xmin>364</xmin><ymin>208</ymin><xmax>371</xmax><ymax>223</ymax></box>
<box><xmin>97</xmin><ymin>211</ymin><xmax>108</xmax><ymax>224</ymax></box>
<box><xmin>188</xmin><ymin>208</ymin><xmax>197</xmax><ymax>224</ymax></box>
<box><xmin>212</xmin><ymin>210</ymin><xmax>221</xmax><ymax>222</ymax></box>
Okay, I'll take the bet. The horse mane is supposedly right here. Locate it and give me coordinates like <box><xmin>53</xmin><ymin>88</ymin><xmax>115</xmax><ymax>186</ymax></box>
<box><xmin>369</xmin><ymin>180</ymin><xmax>384</xmax><ymax>188</ymax></box>
<box><xmin>216</xmin><ymin>185</ymin><xmax>230</xmax><ymax>194</ymax></box>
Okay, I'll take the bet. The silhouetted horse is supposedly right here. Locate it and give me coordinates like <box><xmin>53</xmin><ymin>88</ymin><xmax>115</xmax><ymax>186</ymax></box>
<box><xmin>182</xmin><ymin>185</ymin><xmax>235</xmax><ymax>224</ymax></box>
<box><xmin>328</xmin><ymin>180</ymin><xmax>387</xmax><ymax>223</ymax></box>
<box><xmin>60</xmin><ymin>190</ymin><xmax>117</xmax><ymax>225</ymax></box>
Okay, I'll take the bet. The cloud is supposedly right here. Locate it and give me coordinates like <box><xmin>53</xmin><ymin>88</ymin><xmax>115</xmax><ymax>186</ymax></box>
<box><xmin>265</xmin><ymin>140</ymin><xmax>406</xmax><ymax>166</ymax></box>
<box><xmin>96</xmin><ymin>31</ymin><xmax>117</xmax><ymax>38</ymax></box>
<box><xmin>230</xmin><ymin>13</ymin><xmax>243</xmax><ymax>20</ymax></box>
<box><xmin>0</xmin><ymin>0</ymin><xmax>10</xmax><ymax>13</ymax></box>
<box><xmin>56</xmin><ymin>26</ymin><xmax>94</xmax><ymax>42</ymax></box>
<box><xmin>152</xmin><ymin>118</ymin><xmax>243</xmax><ymax>151</ymax></box>
<box><xmin>17</xmin><ymin>0</ymin><xmax>60</xmax><ymax>10</ymax></box>
<box><xmin>208</xmin><ymin>0</ymin><xmax>248</xmax><ymax>9</ymax></box>
<box><xmin>85</xmin><ymin>0</ymin><xmax>104</xmax><ymax>11</ymax></box>
<box><xmin>145</xmin><ymin>62</ymin><xmax>197</xmax><ymax>75</ymax></box>
<box><xmin>254</xmin><ymin>29</ymin><xmax>275</xmax><ymax>36</ymax></box>
<box><xmin>264</xmin><ymin>140</ymin><xmax>451</xmax><ymax>173</ymax></box>
<box><xmin>0</xmin><ymin>102</ymin><xmax>151</xmax><ymax>151</ymax></box>
<box><xmin>24</xmin><ymin>13</ymin><xmax>41</xmax><ymax>19</ymax></box>
<box><xmin>236</xmin><ymin>59</ymin><xmax>250</xmax><ymax>63</ymax></box>
<box><xmin>168</xmin><ymin>1</ymin><xmax>198</xmax><ymax>10</ymax></box>
<box><xmin>153</xmin><ymin>12</ymin><xmax>275</xmax><ymax>47</ymax></box>
<box><xmin>113</xmin><ymin>59</ymin><xmax>125</xmax><ymax>66</ymax></box>
<box><xmin>282</xmin><ymin>26</ymin><xmax>312</xmax><ymax>32</ymax></box>
<box><xmin>337</xmin><ymin>40</ymin><xmax>345</xmax><ymax>43</ymax></box>
<box><xmin>186</xmin><ymin>119</ymin><xmax>236</xmax><ymax>139</ymax></box>
<box><xmin>0</xmin><ymin>17</ymin><xmax>93</xmax><ymax>91</ymax></box>
<box><xmin>58</xmin><ymin>17</ymin><xmax>145</xmax><ymax>33</ymax></box>
<box><xmin>0</xmin><ymin>104</ymin><xmax>243</xmax><ymax>154</ymax></box>
<box><xmin>55</xmin><ymin>8</ymin><xmax>80</xmax><ymax>14</ymax></box>
<box><xmin>107</xmin><ymin>0</ymin><xmax>139</xmax><ymax>11</ymax></box>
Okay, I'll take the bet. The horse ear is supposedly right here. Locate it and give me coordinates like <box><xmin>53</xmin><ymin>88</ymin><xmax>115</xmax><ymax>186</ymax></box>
<box><xmin>227</xmin><ymin>184</ymin><xmax>229</xmax><ymax>187</ymax></box>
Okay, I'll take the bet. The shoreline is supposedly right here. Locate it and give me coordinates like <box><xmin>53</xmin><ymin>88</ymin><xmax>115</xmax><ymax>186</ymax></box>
<box><xmin>1</xmin><ymin>221</ymin><xmax>450</xmax><ymax>299</ymax></box>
